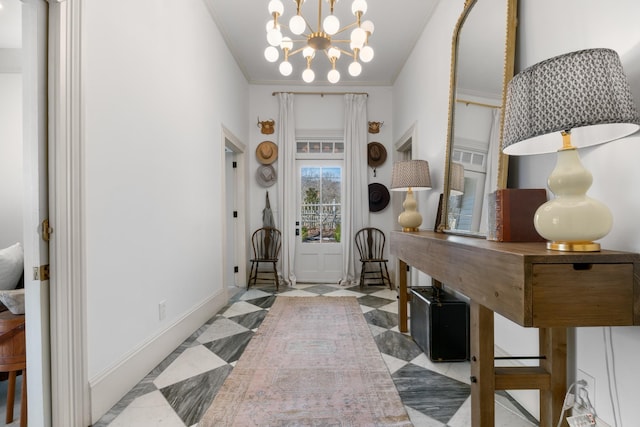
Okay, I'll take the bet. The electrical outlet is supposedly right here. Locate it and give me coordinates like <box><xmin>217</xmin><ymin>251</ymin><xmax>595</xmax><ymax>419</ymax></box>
<box><xmin>575</xmin><ymin>369</ymin><xmax>595</xmax><ymax>410</ymax></box>
<box><xmin>159</xmin><ymin>300</ymin><xmax>166</xmax><ymax>321</ymax></box>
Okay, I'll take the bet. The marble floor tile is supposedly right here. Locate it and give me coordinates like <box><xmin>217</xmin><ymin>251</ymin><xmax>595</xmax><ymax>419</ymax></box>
<box><xmin>393</xmin><ymin>363</ymin><xmax>470</xmax><ymax>424</ymax></box>
<box><xmin>447</xmin><ymin>395</ymin><xmax>539</xmax><ymax>427</ymax></box>
<box><xmin>378</xmin><ymin>300</ymin><xmax>400</xmax><ymax>314</ymax></box>
<box><xmin>204</xmin><ymin>330</ymin><xmax>254</xmax><ymax>363</ymax></box>
<box><xmin>367</xmin><ymin>323</ymin><xmax>388</xmax><ymax>337</ymax></box>
<box><xmin>107</xmin><ymin>390</ymin><xmax>186</xmax><ymax>427</ymax></box>
<box><xmin>405</xmin><ymin>405</ymin><xmax>446</xmax><ymax>427</ymax></box>
<box><xmin>364</xmin><ymin>308</ymin><xmax>399</xmax><ymax>329</ymax></box>
<box><xmin>237</xmin><ymin>288</ymin><xmax>272</xmax><ymax>301</ymax></box>
<box><xmin>220</xmin><ymin>300</ymin><xmax>263</xmax><ymax>318</ymax></box>
<box><xmin>196</xmin><ymin>316</ymin><xmax>250</xmax><ymax>344</ymax></box>
<box><xmin>375</xmin><ymin>330</ymin><xmax>423</xmax><ymax>362</ymax></box>
<box><xmin>381</xmin><ymin>352</ymin><xmax>410</xmax><ymax>375</ymax></box>
<box><xmin>229</xmin><ymin>309</ymin><xmax>268</xmax><ymax>330</ymax></box>
<box><xmin>242</xmin><ymin>294</ymin><xmax>276</xmax><ymax>309</ymax></box>
<box><xmin>369</xmin><ymin>288</ymin><xmax>399</xmax><ymax>300</ymax></box>
<box><xmin>153</xmin><ymin>345</ymin><xmax>228</xmax><ymax>389</ymax></box>
<box><xmin>276</xmin><ymin>289</ymin><xmax>320</xmax><ymax>297</ymax></box>
<box><xmin>410</xmin><ymin>352</ymin><xmax>472</xmax><ymax>385</ymax></box>
<box><xmin>161</xmin><ymin>365</ymin><xmax>233</xmax><ymax>426</ymax></box>
<box><xmin>357</xmin><ymin>294</ymin><xmax>395</xmax><ymax>309</ymax></box>
<box><xmin>323</xmin><ymin>289</ymin><xmax>366</xmax><ymax>298</ymax></box>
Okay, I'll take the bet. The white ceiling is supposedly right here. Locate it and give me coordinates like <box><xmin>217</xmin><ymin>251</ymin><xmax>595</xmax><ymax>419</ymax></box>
<box><xmin>204</xmin><ymin>0</ymin><xmax>441</xmax><ymax>86</ymax></box>
<box><xmin>0</xmin><ymin>1</ymin><xmax>444</xmax><ymax>86</ymax></box>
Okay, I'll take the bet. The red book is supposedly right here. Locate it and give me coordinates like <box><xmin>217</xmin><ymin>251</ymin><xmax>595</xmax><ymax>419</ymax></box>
<box><xmin>490</xmin><ymin>189</ymin><xmax>547</xmax><ymax>242</ymax></box>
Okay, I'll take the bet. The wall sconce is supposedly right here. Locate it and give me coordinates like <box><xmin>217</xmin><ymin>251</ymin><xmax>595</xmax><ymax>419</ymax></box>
<box><xmin>503</xmin><ymin>48</ymin><xmax>639</xmax><ymax>251</ymax></box>
<box><xmin>390</xmin><ymin>160</ymin><xmax>432</xmax><ymax>231</ymax></box>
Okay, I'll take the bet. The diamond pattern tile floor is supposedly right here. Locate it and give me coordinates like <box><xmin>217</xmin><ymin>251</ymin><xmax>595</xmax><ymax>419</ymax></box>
<box><xmin>94</xmin><ymin>283</ymin><xmax>539</xmax><ymax>427</ymax></box>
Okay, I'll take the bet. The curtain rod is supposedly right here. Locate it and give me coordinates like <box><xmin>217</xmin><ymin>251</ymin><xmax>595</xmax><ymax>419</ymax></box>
<box><xmin>456</xmin><ymin>98</ymin><xmax>501</xmax><ymax>109</ymax></box>
<box><xmin>272</xmin><ymin>91</ymin><xmax>369</xmax><ymax>97</ymax></box>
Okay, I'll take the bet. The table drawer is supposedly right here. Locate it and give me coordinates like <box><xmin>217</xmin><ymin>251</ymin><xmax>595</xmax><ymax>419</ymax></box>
<box><xmin>531</xmin><ymin>263</ymin><xmax>634</xmax><ymax>327</ymax></box>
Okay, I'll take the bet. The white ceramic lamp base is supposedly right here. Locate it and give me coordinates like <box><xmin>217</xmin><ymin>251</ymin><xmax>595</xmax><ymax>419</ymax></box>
<box><xmin>398</xmin><ymin>188</ymin><xmax>422</xmax><ymax>232</ymax></box>
<box><xmin>534</xmin><ymin>148</ymin><xmax>612</xmax><ymax>251</ymax></box>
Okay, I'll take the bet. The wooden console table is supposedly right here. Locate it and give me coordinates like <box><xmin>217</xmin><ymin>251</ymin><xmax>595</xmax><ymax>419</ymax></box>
<box><xmin>390</xmin><ymin>230</ymin><xmax>639</xmax><ymax>427</ymax></box>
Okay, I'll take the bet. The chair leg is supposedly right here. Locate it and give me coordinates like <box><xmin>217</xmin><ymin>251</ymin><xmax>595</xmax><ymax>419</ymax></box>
<box><xmin>248</xmin><ymin>262</ymin><xmax>255</xmax><ymax>288</ymax></box>
<box><xmin>272</xmin><ymin>262</ymin><xmax>279</xmax><ymax>291</ymax></box>
<box><xmin>359</xmin><ymin>262</ymin><xmax>366</xmax><ymax>288</ymax></box>
<box><xmin>6</xmin><ymin>370</ymin><xmax>16</xmax><ymax>423</ymax></box>
<box><xmin>382</xmin><ymin>262</ymin><xmax>393</xmax><ymax>290</ymax></box>
<box><xmin>251</xmin><ymin>262</ymin><xmax>259</xmax><ymax>288</ymax></box>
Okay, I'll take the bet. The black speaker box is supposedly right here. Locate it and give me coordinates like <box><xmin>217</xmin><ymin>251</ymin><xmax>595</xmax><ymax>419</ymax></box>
<box><xmin>410</xmin><ymin>287</ymin><xmax>469</xmax><ymax>362</ymax></box>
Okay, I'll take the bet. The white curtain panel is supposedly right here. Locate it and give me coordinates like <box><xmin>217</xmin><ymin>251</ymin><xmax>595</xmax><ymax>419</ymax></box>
<box><xmin>479</xmin><ymin>108</ymin><xmax>501</xmax><ymax>234</ymax></box>
<box><xmin>340</xmin><ymin>94</ymin><xmax>369</xmax><ymax>286</ymax></box>
<box><xmin>276</xmin><ymin>93</ymin><xmax>297</xmax><ymax>286</ymax></box>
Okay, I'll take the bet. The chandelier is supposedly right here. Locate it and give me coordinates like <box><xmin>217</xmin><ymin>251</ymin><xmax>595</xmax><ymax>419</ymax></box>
<box><xmin>264</xmin><ymin>0</ymin><xmax>375</xmax><ymax>84</ymax></box>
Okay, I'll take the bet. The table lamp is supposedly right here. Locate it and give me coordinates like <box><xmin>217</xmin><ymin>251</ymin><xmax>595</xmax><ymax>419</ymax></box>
<box><xmin>502</xmin><ymin>48</ymin><xmax>639</xmax><ymax>251</ymax></box>
<box><xmin>390</xmin><ymin>160</ymin><xmax>432</xmax><ymax>231</ymax></box>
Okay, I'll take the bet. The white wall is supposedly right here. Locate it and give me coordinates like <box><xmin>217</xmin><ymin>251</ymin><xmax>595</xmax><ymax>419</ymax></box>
<box><xmin>393</xmin><ymin>0</ymin><xmax>463</xmax><ymax>233</ymax></box>
<box><xmin>510</xmin><ymin>1</ymin><xmax>640</xmax><ymax>425</ymax></box>
<box><xmin>82</xmin><ymin>0</ymin><xmax>249</xmax><ymax>420</ymax></box>
<box><xmin>246</xmin><ymin>85</ymin><xmax>395</xmax><ymax>277</ymax></box>
<box><xmin>0</xmin><ymin>73</ymin><xmax>23</xmax><ymax>249</ymax></box>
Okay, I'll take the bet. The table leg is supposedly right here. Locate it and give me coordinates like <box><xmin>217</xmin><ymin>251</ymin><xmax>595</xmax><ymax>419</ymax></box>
<box><xmin>539</xmin><ymin>327</ymin><xmax>567</xmax><ymax>427</ymax></box>
<box><xmin>398</xmin><ymin>259</ymin><xmax>408</xmax><ymax>333</ymax></box>
<box><xmin>470</xmin><ymin>302</ymin><xmax>494</xmax><ymax>426</ymax></box>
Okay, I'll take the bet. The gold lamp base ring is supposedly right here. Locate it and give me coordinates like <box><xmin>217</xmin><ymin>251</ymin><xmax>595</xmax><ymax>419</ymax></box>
<box><xmin>547</xmin><ymin>241</ymin><xmax>601</xmax><ymax>252</ymax></box>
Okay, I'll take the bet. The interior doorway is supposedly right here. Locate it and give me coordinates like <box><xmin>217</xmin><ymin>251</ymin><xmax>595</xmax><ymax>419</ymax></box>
<box><xmin>223</xmin><ymin>128</ymin><xmax>247</xmax><ymax>290</ymax></box>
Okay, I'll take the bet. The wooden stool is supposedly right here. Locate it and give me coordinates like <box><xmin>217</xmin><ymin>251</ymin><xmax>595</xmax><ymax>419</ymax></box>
<box><xmin>0</xmin><ymin>311</ymin><xmax>27</xmax><ymax>427</ymax></box>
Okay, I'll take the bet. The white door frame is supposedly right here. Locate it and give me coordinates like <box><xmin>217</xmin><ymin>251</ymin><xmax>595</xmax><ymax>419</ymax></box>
<box><xmin>48</xmin><ymin>0</ymin><xmax>92</xmax><ymax>425</ymax></box>
<box><xmin>22</xmin><ymin>0</ymin><xmax>51</xmax><ymax>425</ymax></box>
<box><xmin>222</xmin><ymin>126</ymin><xmax>248</xmax><ymax>290</ymax></box>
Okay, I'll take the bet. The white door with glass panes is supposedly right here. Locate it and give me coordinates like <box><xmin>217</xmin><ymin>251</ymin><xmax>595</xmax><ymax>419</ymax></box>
<box><xmin>294</xmin><ymin>156</ymin><xmax>344</xmax><ymax>283</ymax></box>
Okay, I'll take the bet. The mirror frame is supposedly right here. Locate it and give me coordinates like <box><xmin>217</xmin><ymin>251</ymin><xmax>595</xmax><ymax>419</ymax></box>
<box><xmin>438</xmin><ymin>0</ymin><xmax>518</xmax><ymax>235</ymax></box>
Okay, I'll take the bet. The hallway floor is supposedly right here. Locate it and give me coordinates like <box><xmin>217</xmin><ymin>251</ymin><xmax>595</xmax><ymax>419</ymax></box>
<box><xmin>93</xmin><ymin>283</ymin><xmax>539</xmax><ymax>427</ymax></box>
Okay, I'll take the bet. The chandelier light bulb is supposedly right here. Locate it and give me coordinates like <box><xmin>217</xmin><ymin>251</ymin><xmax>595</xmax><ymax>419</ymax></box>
<box><xmin>267</xmin><ymin>28</ymin><xmax>283</xmax><ymax>46</ymax></box>
<box><xmin>264</xmin><ymin>46</ymin><xmax>279</xmax><ymax>62</ymax></box>
<box><xmin>279</xmin><ymin>61</ymin><xmax>293</xmax><ymax>76</ymax></box>
<box><xmin>351</xmin><ymin>0</ymin><xmax>368</xmax><ymax>15</ymax></box>
<box><xmin>289</xmin><ymin>15</ymin><xmax>306</xmax><ymax>35</ymax></box>
<box><xmin>360</xmin><ymin>45</ymin><xmax>374</xmax><ymax>62</ymax></box>
<box><xmin>348</xmin><ymin>61</ymin><xmax>362</xmax><ymax>76</ymax></box>
<box><xmin>303</xmin><ymin>46</ymin><xmax>315</xmax><ymax>58</ymax></box>
<box><xmin>350</xmin><ymin>27</ymin><xmax>366</xmax><ymax>48</ymax></box>
<box><xmin>268</xmin><ymin>0</ymin><xmax>284</xmax><ymax>15</ymax></box>
<box><xmin>280</xmin><ymin>37</ymin><xmax>293</xmax><ymax>50</ymax></box>
<box><xmin>328</xmin><ymin>47</ymin><xmax>341</xmax><ymax>60</ymax></box>
<box><xmin>361</xmin><ymin>20</ymin><xmax>374</xmax><ymax>35</ymax></box>
<box><xmin>328</xmin><ymin>69</ymin><xmax>341</xmax><ymax>84</ymax></box>
<box><xmin>302</xmin><ymin>68</ymin><xmax>315</xmax><ymax>83</ymax></box>
<box><xmin>323</xmin><ymin>14</ymin><xmax>340</xmax><ymax>35</ymax></box>
<box><xmin>266</xmin><ymin>20</ymin><xmax>280</xmax><ymax>32</ymax></box>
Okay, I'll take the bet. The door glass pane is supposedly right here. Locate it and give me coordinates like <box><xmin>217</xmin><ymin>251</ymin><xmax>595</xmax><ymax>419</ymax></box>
<box><xmin>300</xmin><ymin>166</ymin><xmax>342</xmax><ymax>243</ymax></box>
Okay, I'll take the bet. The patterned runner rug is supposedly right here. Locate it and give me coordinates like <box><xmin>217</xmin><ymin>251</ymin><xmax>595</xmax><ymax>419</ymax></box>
<box><xmin>200</xmin><ymin>296</ymin><xmax>412</xmax><ymax>426</ymax></box>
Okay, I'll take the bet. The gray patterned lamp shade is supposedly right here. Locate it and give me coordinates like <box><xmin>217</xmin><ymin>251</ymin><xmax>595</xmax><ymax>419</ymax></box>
<box><xmin>390</xmin><ymin>160</ymin><xmax>432</xmax><ymax>191</ymax></box>
<box><xmin>503</xmin><ymin>48</ymin><xmax>640</xmax><ymax>155</ymax></box>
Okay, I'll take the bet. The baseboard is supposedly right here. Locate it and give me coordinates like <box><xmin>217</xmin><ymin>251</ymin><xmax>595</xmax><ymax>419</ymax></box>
<box><xmin>88</xmin><ymin>288</ymin><xmax>228</xmax><ymax>423</ymax></box>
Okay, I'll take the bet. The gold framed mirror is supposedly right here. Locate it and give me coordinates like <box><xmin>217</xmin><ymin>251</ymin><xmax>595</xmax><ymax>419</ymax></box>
<box><xmin>439</xmin><ymin>0</ymin><xmax>518</xmax><ymax>236</ymax></box>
